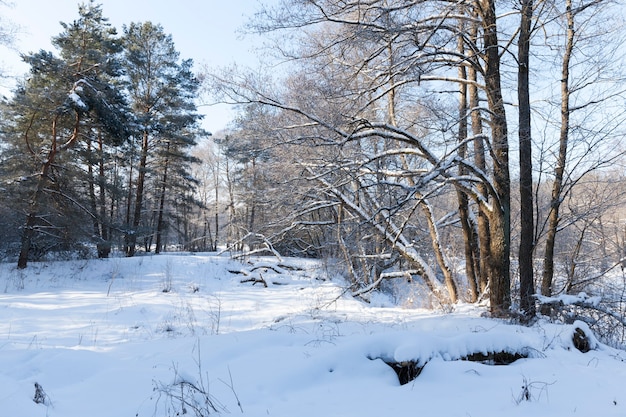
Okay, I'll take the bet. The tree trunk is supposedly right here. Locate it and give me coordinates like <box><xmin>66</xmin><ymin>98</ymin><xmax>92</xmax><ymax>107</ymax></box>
<box><xmin>248</xmin><ymin>158</ymin><xmax>257</xmax><ymax>234</ymax></box>
<box><xmin>478</xmin><ymin>0</ymin><xmax>511</xmax><ymax>315</ymax></box>
<box><xmin>225</xmin><ymin>154</ymin><xmax>239</xmax><ymax>248</ymax></box>
<box><xmin>128</xmin><ymin>130</ymin><xmax>149</xmax><ymax>256</ymax></box>
<box><xmin>86</xmin><ymin>137</ymin><xmax>101</xmax><ymax>239</ymax></box>
<box><xmin>518</xmin><ymin>0</ymin><xmax>536</xmax><ymax>318</ymax></box>
<box><xmin>542</xmin><ymin>0</ymin><xmax>574</xmax><ymax>303</ymax></box>
<box><xmin>468</xmin><ymin>19</ymin><xmax>489</xmax><ymax>296</ymax></box>
<box><xmin>18</xmin><ymin>114</ymin><xmax>79</xmax><ymax>268</ymax></box>
<box><xmin>456</xmin><ymin>28</ymin><xmax>479</xmax><ymax>303</ymax></box>
<box><xmin>155</xmin><ymin>141</ymin><xmax>171</xmax><ymax>254</ymax></box>
<box><xmin>98</xmin><ymin>131</ymin><xmax>109</xmax><ymax>243</ymax></box>
<box><xmin>214</xmin><ymin>157</ymin><xmax>220</xmax><ymax>251</ymax></box>
<box><xmin>18</xmin><ymin>155</ymin><xmax>55</xmax><ymax>269</ymax></box>
<box><xmin>420</xmin><ymin>199</ymin><xmax>458</xmax><ymax>303</ymax></box>
<box><xmin>124</xmin><ymin>147</ymin><xmax>135</xmax><ymax>256</ymax></box>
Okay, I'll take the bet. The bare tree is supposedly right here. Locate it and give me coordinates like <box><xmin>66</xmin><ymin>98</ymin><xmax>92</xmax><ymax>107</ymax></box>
<box><xmin>539</xmin><ymin>0</ymin><xmax>626</xmax><ymax>303</ymax></box>
<box><xmin>208</xmin><ymin>0</ymin><xmax>520</xmax><ymax>310</ymax></box>
<box><xmin>206</xmin><ymin>0</ymin><xmax>626</xmax><ymax>316</ymax></box>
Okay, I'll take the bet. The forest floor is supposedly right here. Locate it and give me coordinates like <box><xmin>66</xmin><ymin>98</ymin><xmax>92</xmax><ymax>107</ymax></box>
<box><xmin>1</xmin><ymin>252</ymin><xmax>625</xmax><ymax>416</ymax></box>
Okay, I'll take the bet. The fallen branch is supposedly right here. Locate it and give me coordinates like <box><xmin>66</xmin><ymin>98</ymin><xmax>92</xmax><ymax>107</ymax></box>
<box><xmin>352</xmin><ymin>270</ymin><xmax>421</xmax><ymax>298</ymax></box>
<box><xmin>536</xmin><ymin>292</ymin><xmax>626</xmax><ymax>327</ymax></box>
<box><xmin>241</xmin><ymin>274</ymin><xmax>268</xmax><ymax>288</ymax></box>
<box><xmin>219</xmin><ymin>232</ymin><xmax>284</xmax><ymax>263</ymax></box>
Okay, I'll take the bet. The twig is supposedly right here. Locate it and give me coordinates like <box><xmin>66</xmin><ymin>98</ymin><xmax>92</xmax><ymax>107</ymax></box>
<box><xmin>219</xmin><ymin>366</ymin><xmax>244</xmax><ymax>413</ymax></box>
<box><xmin>241</xmin><ymin>274</ymin><xmax>268</xmax><ymax>288</ymax></box>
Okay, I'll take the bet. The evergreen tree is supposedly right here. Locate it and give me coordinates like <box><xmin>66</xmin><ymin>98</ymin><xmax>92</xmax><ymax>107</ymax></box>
<box><xmin>122</xmin><ymin>22</ymin><xmax>204</xmax><ymax>256</ymax></box>
<box><xmin>6</xmin><ymin>1</ymin><xmax>129</xmax><ymax>268</ymax></box>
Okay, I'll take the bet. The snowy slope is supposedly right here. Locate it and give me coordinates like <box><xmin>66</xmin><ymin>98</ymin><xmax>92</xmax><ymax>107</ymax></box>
<box><xmin>0</xmin><ymin>253</ymin><xmax>625</xmax><ymax>417</ymax></box>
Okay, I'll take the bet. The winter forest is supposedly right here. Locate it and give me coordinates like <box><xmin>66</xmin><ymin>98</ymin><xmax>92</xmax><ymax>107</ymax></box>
<box><xmin>4</xmin><ymin>0</ymin><xmax>626</xmax><ymax>323</ymax></box>
<box><xmin>3</xmin><ymin>0</ymin><xmax>626</xmax><ymax>415</ymax></box>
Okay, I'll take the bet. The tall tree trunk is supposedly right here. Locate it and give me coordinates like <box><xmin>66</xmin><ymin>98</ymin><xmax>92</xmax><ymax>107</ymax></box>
<box><xmin>86</xmin><ymin>137</ymin><xmax>101</xmax><ymax>238</ymax></box>
<box><xmin>18</xmin><ymin>153</ymin><xmax>56</xmax><ymax>269</ymax></box>
<box><xmin>248</xmin><ymin>158</ymin><xmax>257</xmax><ymax>234</ymax></box>
<box><xmin>213</xmin><ymin>153</ymin><xmax>220</xmax><ymax>251</ymax></box>
<box><xmin>128</xmin><ymin>130</ymin><xmax>149</xmax><ymax>257</ymax></box>
<box><xmin>468</xmin><ymin>18</ymin><xmax>489</xmax><ymax>297</ymax></box>
<box><xmin>98</xmin><ymin>130</ymin><xmax>109</xmax><ymax>243</ymax></box>
<box><xmin>124</xmin><ymin>147</ymin><xmax>135</xmax><ymax>256</ymax></box>
<box><xmin>155</xmin><ymin>141</ymin><xmax>171</xmax><ymax>254</ymax></box>
<box><xmin>456</xmin><ymin>27</ymin><xmax>480</xmax><ymax>303</ymax></box>
<box><xmin>225</xmin><ymin>155</ymin><xmax>239</xmax><ymax>248</ymax></box>
<box><xmin>111</xmin><ymin>155</ymin><xmax>120</xmax><ymax>247</ymax></box>
<box><xmin>542</xmin><ymin>0</ymin><xmax>574</xmax><ymax>302</ymax></box>
<box><xmin>478</xmin><ymin>0</ymin><xmax>511</xmax><ymax>315</ymax></box>
<box><xmin>18</xmin><ymin>114</ymin><xmax>80</xmax><ymax>268</ymax></box>
<box><xmin>518</xmin><ymin>0</ymin><xmax>536</xmax><ymax>318</ymax></box>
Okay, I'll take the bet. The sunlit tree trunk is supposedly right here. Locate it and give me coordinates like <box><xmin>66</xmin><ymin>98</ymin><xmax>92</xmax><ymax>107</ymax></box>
<box><xmin>87</xmin><ymin>136</ymin><xmax>101</xmax><ymax>238</ymax></box>
<box><xmin>542</xmin><ymin>0</ymin><xmax>574</xmax><ymax>302</ymax></box>
<box><xmin>127</xmin><ymin>130</ymin><xmax>149</xmax><ymax>256</ymax></box>
<box><xmin>456</xmin><ymin>24</ymin><xmax>479</xmax><ymax>303</ymax></box>
<box><xmin>465</xmin><ymin>10</ymin><xmax>490</xmax><ymax>297</ymax></box>
<box><xmin>477</xmin><ymin>0</ymin><xmax>511</xmax><ymax>315</ymax></box>
<box><xmin>98</xmin><ymin>132</ymin><xmax>111</xmax><ymax>244</ymax></box>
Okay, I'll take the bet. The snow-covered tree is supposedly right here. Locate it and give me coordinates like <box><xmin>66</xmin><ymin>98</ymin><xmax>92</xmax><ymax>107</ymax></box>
<box><xmin>6</xmin><ymin>0</ymin><xmax>130</xmax><ymax>268</ymax></box>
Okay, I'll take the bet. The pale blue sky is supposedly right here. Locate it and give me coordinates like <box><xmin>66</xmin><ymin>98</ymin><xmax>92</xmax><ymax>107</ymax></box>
<box><xmin>1</xmin><ymin>0</ymin><xmax>268</xmax><ymax>133</ymax></box>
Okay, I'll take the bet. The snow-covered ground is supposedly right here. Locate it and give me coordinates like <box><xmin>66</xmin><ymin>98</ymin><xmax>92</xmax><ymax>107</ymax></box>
<box><xmin>1</xmin><ymin>253</ymin><xmax>625</xmax><ymax>416</ymax></box>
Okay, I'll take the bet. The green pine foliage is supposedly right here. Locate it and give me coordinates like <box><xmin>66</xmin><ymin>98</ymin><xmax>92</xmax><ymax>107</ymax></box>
<box><xmin>0</xmin><ymin>1</ymin><xmax>204</xmax><ymax>264</ymax></box>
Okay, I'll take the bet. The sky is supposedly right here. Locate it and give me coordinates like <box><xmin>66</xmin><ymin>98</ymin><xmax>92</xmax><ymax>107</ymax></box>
<box><xmin>0</xmin><ymin>0</ymin><xmax>268</xmax><ymax>134</ymax></box>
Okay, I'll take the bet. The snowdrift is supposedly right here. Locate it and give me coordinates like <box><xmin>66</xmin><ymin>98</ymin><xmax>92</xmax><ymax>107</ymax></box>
<box><xmin>0</xmin><ymin>253</ymin><xmax>625</xmax><ymax>416</ymax></box>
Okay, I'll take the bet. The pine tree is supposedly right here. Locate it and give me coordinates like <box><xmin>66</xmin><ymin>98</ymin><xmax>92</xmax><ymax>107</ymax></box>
<box><xmin>9</xmin><ymin>1</ymin><xmax>130</xmax><ymax>268</ymax></box>
<box><xmin>122</xmin><ymin>22</ymin><xmax>204</xmax><ymax>256</ymax></box>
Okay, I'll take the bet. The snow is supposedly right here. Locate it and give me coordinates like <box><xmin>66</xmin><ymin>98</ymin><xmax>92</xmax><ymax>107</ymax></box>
<box><xmin>1</xmin><ymin>253</ymin><xmax>625</xmax><ymax>416</ymax></box>
<box><xmin>536</xmin><ymin>291</ymin><xmax>603</xmax><ymax>307</ymax></box>
<box><xmin>68</xmin><ymin>91</ymin><xmax>88</xmax><ymax>111</ymax></box>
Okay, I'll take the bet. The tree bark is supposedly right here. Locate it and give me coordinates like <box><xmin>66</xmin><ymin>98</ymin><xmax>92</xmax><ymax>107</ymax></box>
<box><xmin>518</xmin><ymin>0</ymin><xmax>536</xmax><ymax>318</ymax></box>
<box><xmin>456</xmin><ymin>26</ymin><xmax>479</xmax><ymax>303</ymax></box>
<box><xmin>18</xmin><ymin>157</ymin><xmax>55</xmax><ymax>269</ymax></box>
<box><xmin>86</xmin><ymin>137</ymin><xmax>101</xmax><ymax>239</ymax></box>
<box><xmin>18</xmin><ymin>114</ymin><xmax>79</xmax><ymax>268</ymax></box>
<box><xmin>468</xmin><ymin>16</ymin><xmax>490</xmax><ymax>296</ymax></box>
<box><xmin>155</xmin><ymin>140</ymin><xmax>171</xmax><ymax>254</ymax></box>
<box><xmin>97</xmin><ymin>130</ymin><xmax>109</xmax><ymax>243</ymax></box>
<box><xmin>477</xmin><ymin>0</ymin><xmax>511</xmax><ymax>315</ymax></box>
<box><xmin>127</xmin><ymin>129</ymin><xmax>149</xmax><ymax>257</ymax></box>
<box><xmin>542</xmin><ymin>0</ymin><xmax>574</xmax><ymax>302</ymax></box>
<box><xmin>420</xmin><ymin>199</ymin><xmax>458</xmax><ymax>303</ymax></box>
